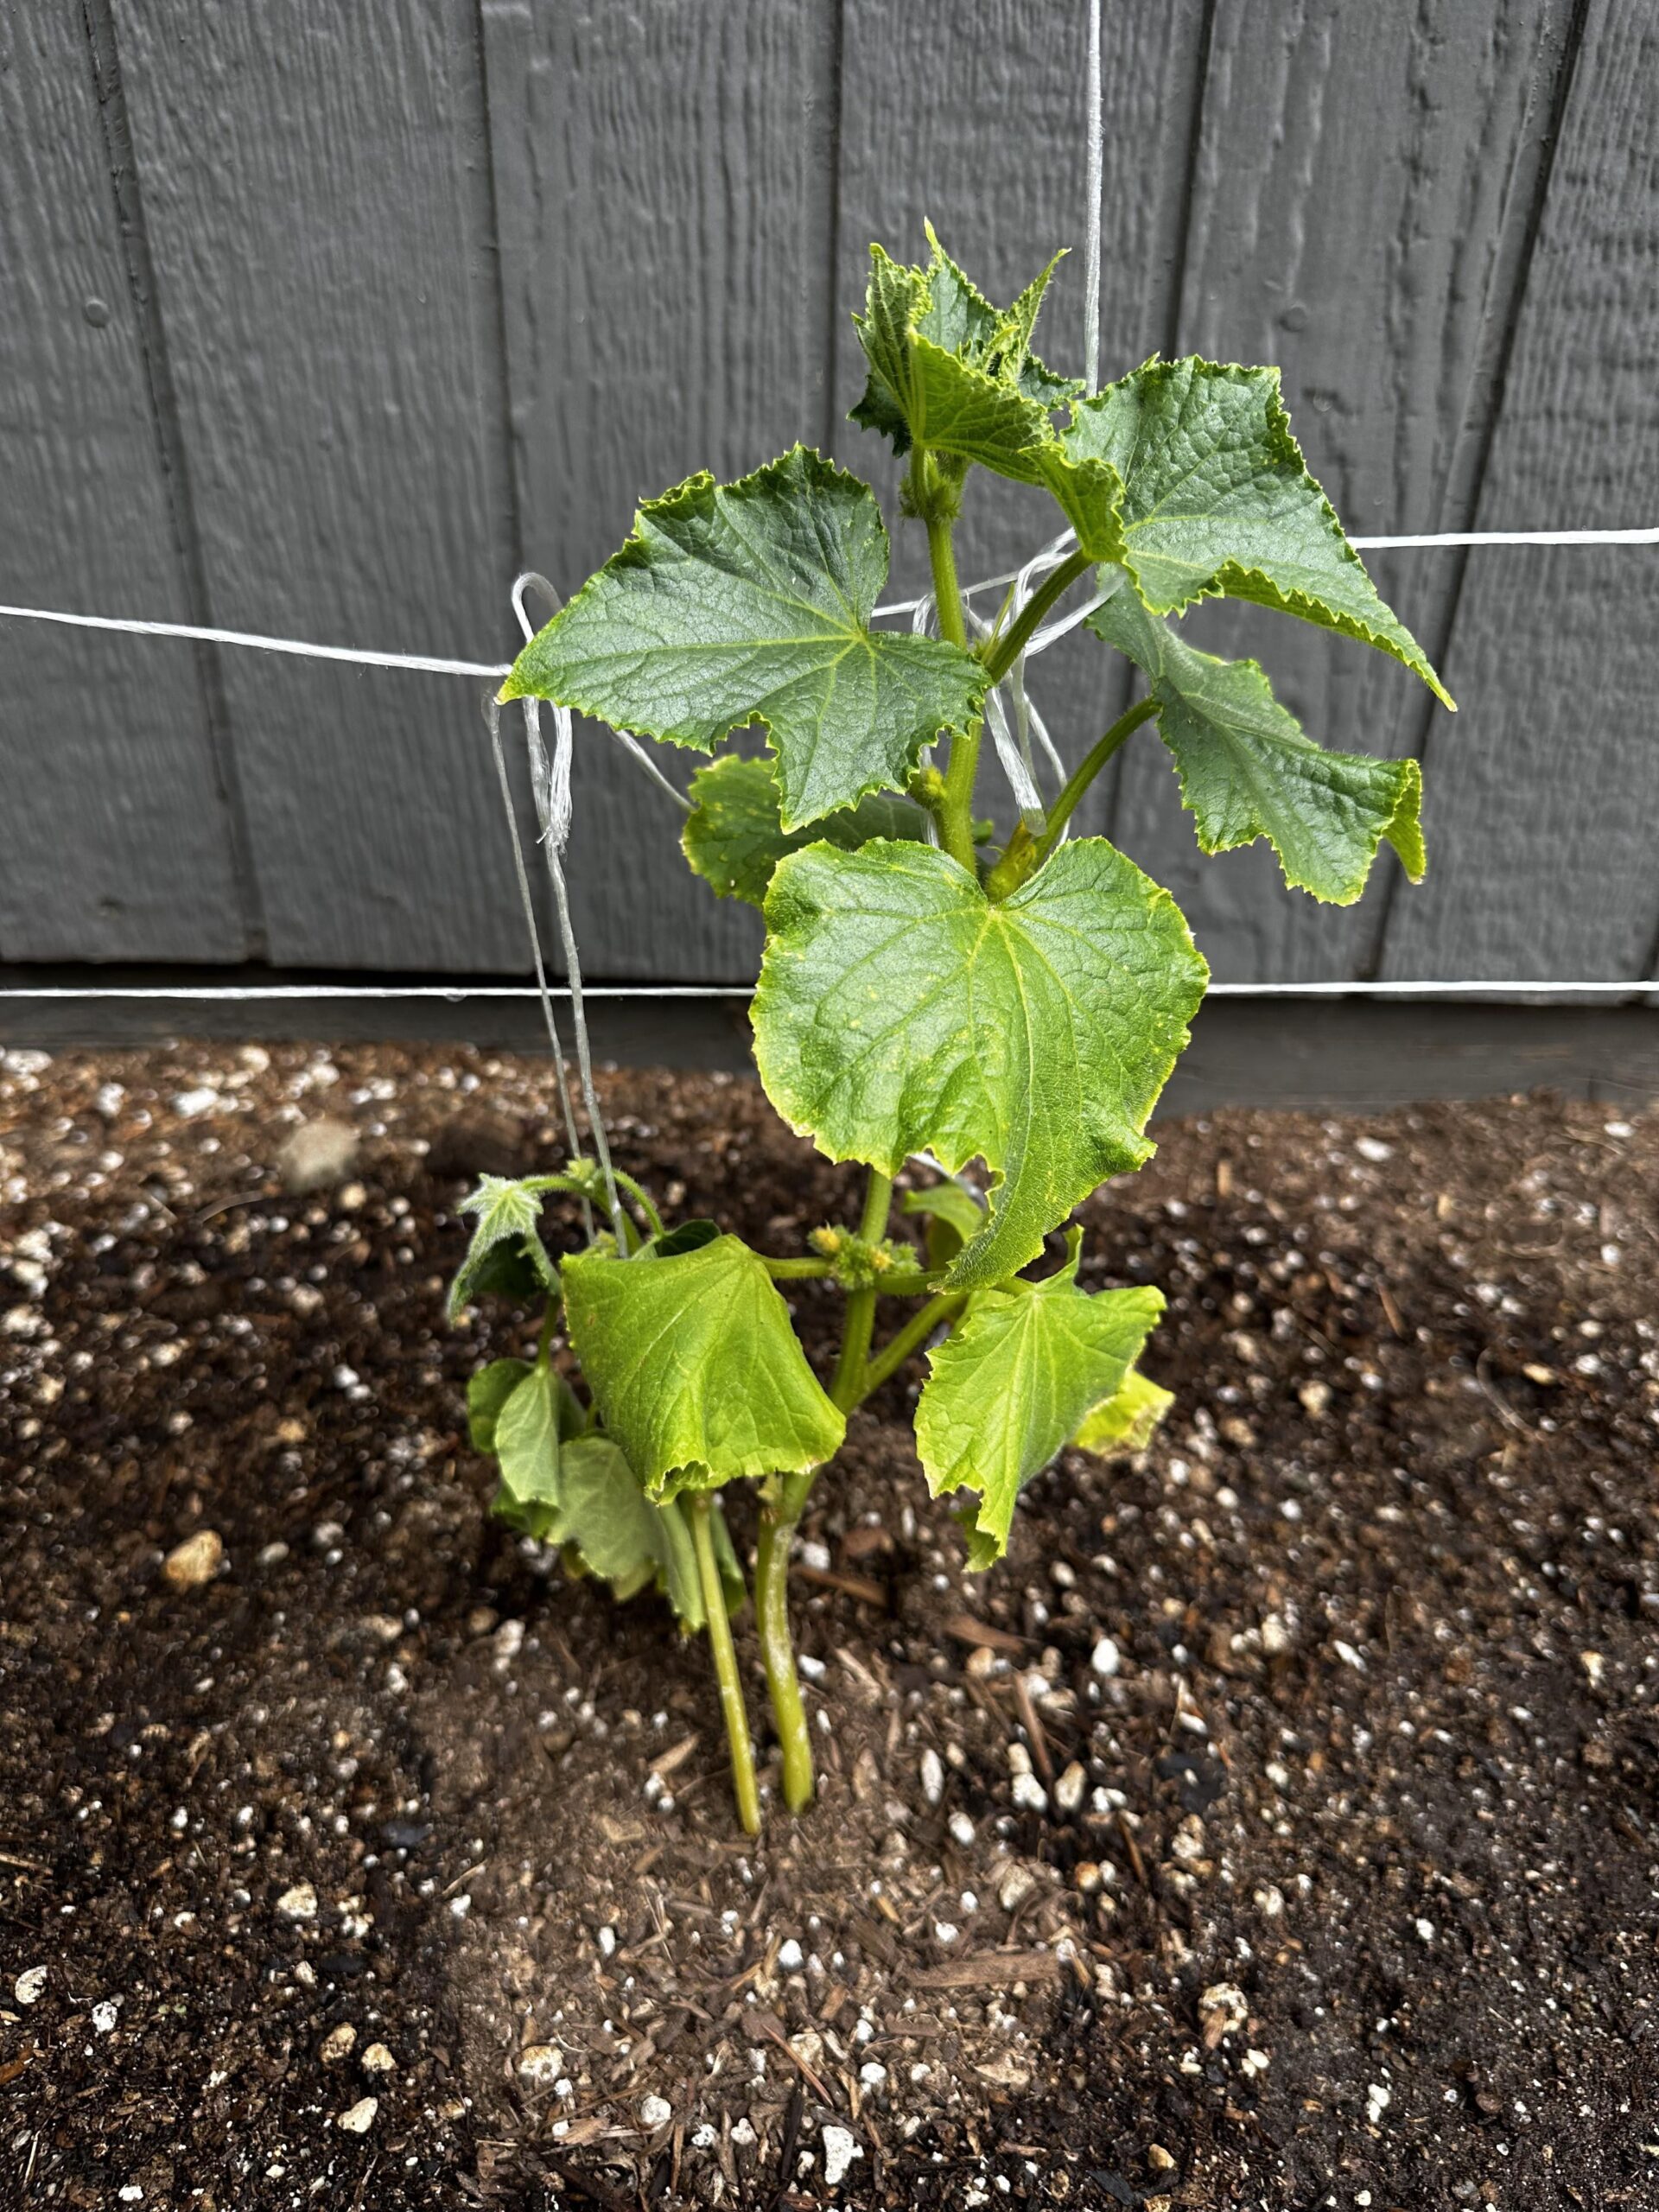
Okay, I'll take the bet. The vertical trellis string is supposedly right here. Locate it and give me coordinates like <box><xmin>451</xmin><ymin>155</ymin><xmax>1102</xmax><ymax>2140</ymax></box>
<box><xmin>1084</xmin><ymin>0</ymin><xmax>1103</xmax><ymax>396</ymax></box>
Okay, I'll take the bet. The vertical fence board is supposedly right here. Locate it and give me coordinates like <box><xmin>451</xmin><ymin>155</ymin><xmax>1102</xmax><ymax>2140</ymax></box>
<box><xmin>1382</xmin><ymin>1</ymin><xmax>1659</xmax><ymax>982</ymax></box>
<box><xmin>110</xmin><ymin>0</ymin><xmax>526</xmax><ymax>971</ymax></box>
<box><xmin>0</xmin><ymin>5</ymin><xmax>244</xmax><ymax>962</ymax></box>
<box><xmin>1106</xmin><ymin>0</ymin><xmax>1575</xmax><ymax>982</ymax></box>
<box><xmin>833</xmin><ymin>0</ymin><xmax>1210</xmax><ymax>841</ymax></box>
<box><xmin>480</xmin><ymin>0</ymin><xmax>842</xmax><ymax>980</ymax></box>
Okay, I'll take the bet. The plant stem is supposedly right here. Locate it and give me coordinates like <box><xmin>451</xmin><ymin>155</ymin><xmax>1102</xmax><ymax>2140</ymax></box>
<box><xmin>912</xmin><ymin>455</ymin><xmax>982</xmax><ymax>875</ymax></box>
<box><xmin>688</xmin><ymin>1495</ymin><xmax>760</xmax><ymax>1835</ymax></box>
<box><xmin>1030</xmin><ymin>696</ymin><xmax>1159</xmax><ymax>864</ymax></box>
<box><xmin>858</xmin><ymin>1289</ymin><xmax>968</xmax><ymax>1402</ymax></box>
<box><xmin>609</xmin><ymin>1168</ymin><xmax>665</xmax><ymax>1241</ymax></box>
<box><xmin>830</xmin><ymin>1169</ymin><xmax>893</xmax><ymax>1410</ymax></box>
<box><xmin>754</xmin><ymin>1495</ymin><xmax>813</xmax><ymax>1812</ymax></box>
<box><xmin>763</xmin><ymin>1256</ymin><xmax>833</xmax><ymax>1280</ymax></box>
<box><xmin>981</xmin><ymin>548</ymin><xmax>1093</xmax><ymax>685</ymax></box>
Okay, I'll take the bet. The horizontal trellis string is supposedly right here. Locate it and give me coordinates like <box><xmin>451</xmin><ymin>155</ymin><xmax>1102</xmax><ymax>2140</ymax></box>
<box><xmin>1</xmin><ymin>982</ymin><xmax>1655</xmax><ymax>1001</ymax></box>
<box><xmin>3</xmin><ymin>523</ymin><xmax>1659</xmax><ymax>1008</ymax></box>
<box><xmin>3</xmin><ymin>524</ymin><xmax>1657</xmax><ymax>677</ymax></box>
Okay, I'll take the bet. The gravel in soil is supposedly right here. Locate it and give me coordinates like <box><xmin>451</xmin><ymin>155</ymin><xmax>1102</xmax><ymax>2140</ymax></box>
<box><xmin>2</xmin><ymin>1041</ymin><xmax>1657</xmax><ymax>2211</ymax></box>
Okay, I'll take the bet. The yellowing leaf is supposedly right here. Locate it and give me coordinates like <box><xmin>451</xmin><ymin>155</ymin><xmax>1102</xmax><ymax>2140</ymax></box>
<box><xmin>753</xmin><ymin>838</ymin><xmax>1208</xmax><ymax>1291</ymax></box>
<box><xmin>916</xmin><ymin>1242</ymin><xmax>1163</xmax><ymax>1566</ymax></box>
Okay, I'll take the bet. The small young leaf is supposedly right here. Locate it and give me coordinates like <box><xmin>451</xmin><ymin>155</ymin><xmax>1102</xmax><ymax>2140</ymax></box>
<box><xmin>449</xmin><ymin>1175</ymin><xmax>558</xmax><ymax>1319</ymax></box>
<box><xmin>753</xmin><ymin>838</ymin><xmax>1208</xmax><ymax>1291</ymax></box>
<box><xmin>1090</xmin><ymin>589</ymin><xmax>1426</xmax><ymax>900</ymax></box>
<box><xmin>467</xmin><ymin>1357</ymin><xmax>531</xmax><ymax>1452</ymax></box>
<box><xmin>851</xmin><ymin>232</ymin><xmax>1077</xmax><ymax>481</ymax></box>
<box><xmin>901</xmin><ymin>1183</ymin><xmax>987</xmax><ymax>1268</ymax></box>
<box><xmin>915</xmin><ymin>1242</ymin><xmax>1164</xmax><ymax>1567</ymax></box>
<box><xmin>1071</xmin><ymin>1363</ymin><xmax>1175</xmax><ymax>1456</ymax></box>
<box><xmin>1052</xmin><ymin>359</ymin><xmax>1451</xmax><ymax>703</ymax></box>
<box><xmin>499</xmin><ymin>447</ymin><xmax>985</xmax><ymax>830</ymax></box>
<box><xmin>563</xmin><ymin>1236</ymin><xmax>846</xmax><ymax>1500</ymax></box>
<box><xmin>683</xmin><ymin>754</ymin><xmax>926</xmax><ymax>908</ymax></box>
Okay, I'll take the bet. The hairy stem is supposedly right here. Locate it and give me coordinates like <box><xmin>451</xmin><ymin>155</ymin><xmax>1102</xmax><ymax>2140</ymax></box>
<box><xmin>1031</xmin><ymin>696</ymin><xmax>1159</xmax><ymax>863</ymax></box>
<box><xmin>858</xmin><ymin>1289</ymin><xmax>968</xmax><ymax>1402</ymax></box>
<box><xmin>754</xmin><ymin>1497</ymin><xmax>813</xmax><ymax>1813</ymax></box>
<box><xmin>688</xmin><ymin>1496</ymin><xmax>760</xmax><ymax>1835</ymax></box>
<box><xmin>910</xmin><ymin>454</ymin><xmax>982</xmax><ymax>875</ymax></box>
<box><xmin>981</xmin><ymin>548</ymin><xmax>1093</xmax><ymax>685</ymax></box>
<box><xmin>831</xmin><ymin>1169</ymin><xmax>894</xmax><ymax>1410</ymax></box>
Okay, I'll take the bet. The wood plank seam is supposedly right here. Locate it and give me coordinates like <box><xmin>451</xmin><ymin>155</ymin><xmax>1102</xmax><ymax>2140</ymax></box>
<box><xmin>79</xmin><ymin>0</ymin><xmax>267</xmax><ymax>959</ymax></box>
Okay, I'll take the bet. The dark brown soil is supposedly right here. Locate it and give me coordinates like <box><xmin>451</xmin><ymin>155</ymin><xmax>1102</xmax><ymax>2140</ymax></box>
<box><xmin>3</xmin><ymin>1040</ymin><xmax>1657</xmax><ymax>2212</ymax></box>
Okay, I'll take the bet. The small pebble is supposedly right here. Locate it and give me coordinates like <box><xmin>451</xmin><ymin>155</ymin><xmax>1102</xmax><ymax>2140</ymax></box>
<box><xmin>821</xmin><ymin>2125</ymin><xmax>862</xmax><ymax>2187</ymax></box>
<box><xmin>596</xmin><ymin>1924</ymin><xmax>617</xmax><ymax>1958</ymax></box>
<box><xmin>920</xmin><ymin>1746</ymin><xmax>944</xmax><ymax>1806</ymax></box>
<box><xmin>336</xmin><ymin>2097</ymin><xmax>378</xmax><ymax>2134</ymax></box>
<box><xmin>640</xmin><ymin>2094</ymin><xmax>672</xmax><ymax>2129</ymax></box>
<box><xmin>948</xmin><ymin>1811</ymin><xmax>976</xmax><ymax>1848</ymax></box>
<box><xmin>276</xmin><ymin>1882</ymin><xmax>318</xmax><ymax>1922</ymax></box>
<box><xmin>320</xmin><ymin>2024</ymin><xmax>357</xmax><ymax>2063</ymax></box>
<box><xmin>1198</xmin><ymin>1980</ymin><xmax>1248</xmax><ymax>2049</ymax></box>
<box><xmin>277</xmin><ymin>1117</ymin><xmax>360</xmax><ymax>1195</ymax></box>
<box><xmin>1090</xmin><ymin>1637</ymin><xmax>1121</xmax><ymax>1677</ymax></box>
<box><xmin>777</xmin><ymin>1938</ymin><xmax>804</xmax><ymax>1972</ymax></box>
<box><xmin>1053</xmin><ymin>1760</ymin><xmax>1086</xmax><ymax>1814</ymax></box>
<box><xmin>517</xmin><ymin>2044</ymin><xmax>563</xmax><ymax>2086</ymax></box>
<box><xmin>14</xmin><ymin>1966</ymin><xmax>48</xmax><ymax>2005</ymax></box>
<box><xmin>92</xmin><ymin>2000</ymin><xmax>120</xmax><ymax>2033</ymax></box>
<box><xmin>162</xmin><ymin>1529</ymin><xmax>224</xmax><ymax>1592</ymax></box>
<box><xmin>361</xmin><ymin>2043</ymin><xmax>396</xmax><ymax>2074</ymax></box>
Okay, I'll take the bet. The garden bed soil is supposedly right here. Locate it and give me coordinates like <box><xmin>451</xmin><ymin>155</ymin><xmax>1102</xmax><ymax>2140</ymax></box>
<box><xmin>3</xmin><ymin>1040</ymin><xmax>1657</xmax><ymax>2212</ymax></box>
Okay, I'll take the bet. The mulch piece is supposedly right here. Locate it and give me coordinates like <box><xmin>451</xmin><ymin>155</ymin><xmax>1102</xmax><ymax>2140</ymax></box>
<box><xmin>2</xmin><ymin>1039</ymin><xmax>1656</xmax><ymax>2210</ymax></box>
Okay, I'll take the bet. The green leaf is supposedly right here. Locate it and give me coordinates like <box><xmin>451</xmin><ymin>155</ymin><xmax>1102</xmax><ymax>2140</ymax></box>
<box><xmin>563</xmin><ymin>1235</ymin><xmax>845</xmax><ymax>1500</ymax></box>
<box><xmin>1049</xmin><ymin>359</ymin><xmax>1451</xmax><ymax>703</ymax></box>
<box><xmin>915</xmin><ymin>1238</ymin><xmax>1164</xmax><ymax>1566</ymax></box>
<box><xmin>1072</xmin><ymin>1363</ymin><xmax>1174</xmax><ymax>1456</ymax></box>
<box><xmin>450</xmin><ymin>1176</ymin><xmax>558</xmax><ymax>1319</ymax></box>
<box><xmin>850</xmin><ymin>231</ymin><xmax>1078</xmax><ymax>480</ymax></box>
<box><xmin>556</xmin><ymin>1436</ymin><xmax>677</xmax><ymax>1608</ymax></box>
<box><xmin>683</xmin><ymin>753</ymin><xmax>927</xmax><ymax>909</ymax></box>
<box><xmin>499</xmin><ymin>446</ymin><xmax>984</xmax><ymax>830</ymax></box>
<box><xmin>467</xmin><ymin>1357</ymin><xmax>531</xmax><ymax>1452</ymax></box>
<box><xmin>901</xmin><ymin>1182</ymin><xmax>987</xmax><ymax>1269</ymax></box>
<box><xmin>492</xmin><ymin>1361</ymin><xmax>584</xmax><ymax>1534</ymax></box>
<box><xmin>1090</xmin><ymin>588</ymin><xmax>1426</xmax><ymax>900</ymax></box>
<box><xmin>753</xmin><ymin>838</ymin><xmax>1208</xmax><ymax>1291</ymax></box>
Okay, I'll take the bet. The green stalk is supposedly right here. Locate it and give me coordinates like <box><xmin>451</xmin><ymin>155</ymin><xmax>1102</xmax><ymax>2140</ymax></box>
<box><xmin>909</xmin><ymin>452</ymin><xmax>982</xmax><ymax>875</ymax></box>
<box><xmin>1030</xmin><ymin>696</ymin><xmax>1159</xmax><ymax>863</ymax></box>
<box><xmin>754</xmin><ymin>1493</ymin><xmax>813</xmax><ymax>1813</ymax></box>
<box><xmin>981</xmin><ymin>548</ymin><xmax>1093</xmax><ymax>685</ymax></box>
<box><xmin>688</xmin><ymin>1495</ymin><xmax>760</xmax><ymax>1835</ymax></box>
<box><xmin>858</xmin><ymin>1289</ymin><xmax>967</xmax><ymax>1402</ymax></box>
<box><xmin>830</xmin><ymin>1170</ymin><xmax>894</xmax><ymax>1410</ymax></box>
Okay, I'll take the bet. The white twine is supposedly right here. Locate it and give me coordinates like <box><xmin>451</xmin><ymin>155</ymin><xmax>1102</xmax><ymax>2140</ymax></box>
<box><xmin>2</xmin><ymin>981</ymin><xmax>1654</xmax><ymax>1001</ymax></box>
<box><xmin>1084</xmin><ymin>0</ymin><xmax>1103</xmax><ymax>395</ymax></box>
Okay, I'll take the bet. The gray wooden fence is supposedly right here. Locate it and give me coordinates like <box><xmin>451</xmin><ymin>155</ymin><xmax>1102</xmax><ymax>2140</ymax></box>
<box><xmin>3</xmin><ymin>0</ymin><xmax>1656</xmax><ymax>988</ymax></box>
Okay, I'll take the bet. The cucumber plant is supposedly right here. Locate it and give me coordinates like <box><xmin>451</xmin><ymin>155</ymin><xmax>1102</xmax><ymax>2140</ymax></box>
<box><xmin>450</xmin><ymin>227</ymin><xmax>1451</xmax><ymax>1833</ymax></box>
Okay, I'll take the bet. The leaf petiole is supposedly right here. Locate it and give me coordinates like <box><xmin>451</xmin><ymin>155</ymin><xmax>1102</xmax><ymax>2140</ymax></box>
<box><xmin>686</xmin><ymin>1495</ymin><xmax>760</xmax><ymax>1836</ymax></box>
<box><xmin>980</xmin><ymin>547</ymin><xmax>1093</xmax><ymax>684</ymax></box>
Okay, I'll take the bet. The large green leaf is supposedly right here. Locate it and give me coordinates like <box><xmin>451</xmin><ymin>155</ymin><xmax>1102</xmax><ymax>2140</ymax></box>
<box><xmin>1091</xmin><ymin>588</ymin><xmax>1426</xmax><ymax>901</ymax></box>
<box><xmin>682</xmin><ymin>753</ymin><xmax>926</xmax><ymax>909</ymax></box>
<box><xmin>850</xmin><ymin>230</ymin><xmax>1079</xmax><ymax>480</ymax></box>
<box><xmin>1048</xmin><ymin>359</ymin><xmax>1451</xmax><ymax>703</ymax></box>
<box><xmin>499</xmin><ymin>446</ymin><xmax>984</xmax><ymax>830</ymax></box>
<box><xmin>563</xmin><ymin>1236</ymin><xmax>845</xmax><ymax>1500</ymax></box>
<box><xmin>753</xmin><ymin>838</ymin><xmax>1208</xmax><ymax>1291</ymax></box>
<box><xmin>915</xmin><ymin>1238</ymin><xmax>1164</xmax><ymax>1566</ymax></box>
